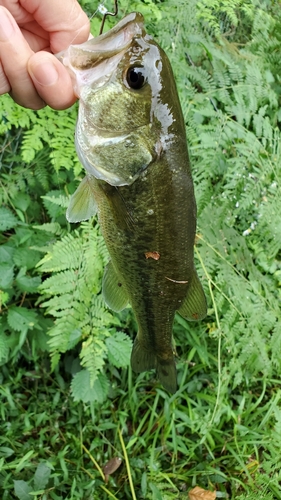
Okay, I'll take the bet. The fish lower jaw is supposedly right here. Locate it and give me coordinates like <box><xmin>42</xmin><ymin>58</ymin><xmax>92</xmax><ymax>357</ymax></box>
<box><xmin>87</xmin><ymin>132</ymin><xmax>130</xmax><ymax>147</ymax></box>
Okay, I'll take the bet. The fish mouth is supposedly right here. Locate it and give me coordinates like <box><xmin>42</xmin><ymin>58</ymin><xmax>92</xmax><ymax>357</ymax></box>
<box><xmin>56</xmin><ymin>13</ymin><xmax>146</xmax><ymax>97</ymax></box>
<box><xmin>56</xmin><ymin>12</ymin><xmax>145</xmax><ymax>72</ymax></box>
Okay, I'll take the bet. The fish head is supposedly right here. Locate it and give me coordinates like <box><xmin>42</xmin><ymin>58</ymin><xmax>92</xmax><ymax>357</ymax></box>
<box><xmin>58</xmin><ymin>12</ymin><xmax>182</xmax><ymax>186</ymax></box>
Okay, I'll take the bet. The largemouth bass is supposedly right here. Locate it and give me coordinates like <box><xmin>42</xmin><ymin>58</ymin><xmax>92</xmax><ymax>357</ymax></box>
<box><xmin>58</xmin><ymin>12</ymin><xmax>207</xmax><ymax>393</ymax></box>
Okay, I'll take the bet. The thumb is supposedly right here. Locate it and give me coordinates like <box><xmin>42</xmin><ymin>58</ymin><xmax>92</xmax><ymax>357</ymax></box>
<box><xmin>28</xmin><ymin>51</ymin><xmax>77</xmax><ymax>109</ymax></box>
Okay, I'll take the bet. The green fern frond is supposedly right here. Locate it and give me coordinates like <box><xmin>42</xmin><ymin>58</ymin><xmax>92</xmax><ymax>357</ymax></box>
<box><xmin>47</xmin><ymin>317</ymin><xmax>82</xmax><ymax>354</ymax></box>
<box><xmin>33</xmin><ymin>150</ymin><xmax>51</xmax><ymax>190</ymax></box>
<box><xmin>80</xmin><ymin>332</ymin><xmax>108</xmax><ymax>385</ymax></box>
<box><xmin>42</xmin><ymin>194</ymin><xmax>69</xmax><ymax>209</ymax></box>
<box><xmin>37</xmin><ymin>221</ymin><xmax>123</xmax><ymax>385</ymax></box>
<box><xmin>33</xmin><ymin>222</ymin><xmax>64</xmax><ymax>236</ymax></box>
<box><xmin>39</xmin><ymin>269</ymin><xmax>79</xmax><ymax>296</ymax></box>
<box><xmin>37</xmin><ymin>232</ymin><xmax>83</xmax><ymax>272</ymax></box>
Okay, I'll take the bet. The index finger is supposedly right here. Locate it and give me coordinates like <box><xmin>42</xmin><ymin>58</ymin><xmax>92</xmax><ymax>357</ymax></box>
<box><xmin>19</xmin><ymin>0</ymin><xmax>90</xmax><ymax>51</ymax></box>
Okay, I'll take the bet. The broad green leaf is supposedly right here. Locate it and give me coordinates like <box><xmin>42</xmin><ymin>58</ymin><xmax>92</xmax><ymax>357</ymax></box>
<box><xmin>7</xmin><ymin>306</ymin><xmax>37</xmax><ymax>332</ymax></box>
<box><xmin>106</xmin><ymin>332</ymin><xmax>132</xmax><ymax>368</ymax></box>
<box><xmin>33</xmin><ymin>462</ymin><xmax>51</xmax><ymax>491</ymax></box>
<box><xmin>0</xmin><ymin>245</ymin><xmax>15</xmax><ymax>263</ymax></box>
<box><xmin>90</xmin><ymin>373</ymin><xmax>109</xmax><ymax>403</ymax></box>
<box><xmin>13</xmin><ymin>193</ymin><xmax>31</xmax><ymax>212</ymax></box>
<box><xmin>13</xmin><ymin>248</ymin><xmax>41</xmax><ymax>270</ymax></box>
<box><xmin>0</xmin><ymin>290</ymin><xmax>9</xmax><ymax>306</ymax></box>
<box><xmin>0</xmin><ymin>207</ymin><xmax>19</xmax><ymax>231</ymax></box>
<box><xmin>15</xmin><ymin>271</ymin><xmax>41</xmax><ymax>293</ymax></box>
<box><xmin>14</xmin><ymin>480</ymin><xmax>32</xmax><ymax>500</ymax></box>
<box><xmin>0</xmin><ymin>263</ymin><xmax>14</xmax><ymax>289</ymax></box>
<box><xmin>71</xmin><ymin>370</ymin><xmax>109</xmax><ymax>403</ymax></box>
<box><xmin>71</xmin><ymin>369</ymin><xmax>94</xmax><ymax>403</ymax></box>
<box><xmin>0</xmin><ymin>446</ymin><xmax>14</xmax><ymax>457</ymax></box>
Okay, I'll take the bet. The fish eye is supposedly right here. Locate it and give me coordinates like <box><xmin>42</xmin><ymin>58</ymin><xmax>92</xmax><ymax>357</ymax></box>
<box><xmin>125</xmin><ymin>67</ymin><xmax>146</xmax><ymax>90</ymax></box>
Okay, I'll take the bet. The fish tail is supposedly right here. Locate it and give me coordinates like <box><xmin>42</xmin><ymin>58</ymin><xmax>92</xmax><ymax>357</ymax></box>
<box><xmin>156</xmin><ymin>357</ymin><xmax>177</xmax><ymax>394</ymax></box>
<box><xmin>131</xmin><ymin>336</ymin><xmax>177</xmax><ymax>394</ymax></box>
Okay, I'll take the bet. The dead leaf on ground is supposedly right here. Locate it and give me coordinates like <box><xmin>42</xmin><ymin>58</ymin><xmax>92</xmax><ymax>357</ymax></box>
<box><xmin>188</xmin><ymin>486</ymin><xmax>216</xmax><ymax>500</ymax></box>
<box><xmin>102</xmin><ymin>456</ymin><xmax>122</xmax><ymax>483</ymax></box>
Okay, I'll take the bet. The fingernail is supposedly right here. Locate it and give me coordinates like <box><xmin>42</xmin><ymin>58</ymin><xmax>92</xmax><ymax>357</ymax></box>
<box><xmin>30</xmin><ymin>61</ymin><xmax>59</xmax><ymax>86</ymax></box>
<box><xmin>0</xmin><ymin>9</ymin><xmax>15</xmax><ymax>41</ymax></box>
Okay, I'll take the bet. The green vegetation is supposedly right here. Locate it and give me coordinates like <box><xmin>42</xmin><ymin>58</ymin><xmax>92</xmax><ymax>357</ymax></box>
<box><xmin>1</xmin><ymin>0</ymin><xmax>281</xmax><ymax>498</ymax></box>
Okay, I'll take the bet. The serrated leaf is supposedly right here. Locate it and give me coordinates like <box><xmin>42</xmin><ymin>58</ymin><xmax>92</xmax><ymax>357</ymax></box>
<box><xmin>16</xmin><ymin>272</ymin><xmax>41</xmax><ymax>293</ymax></box>
<box><xmin>0</xmin><ymin>245</ymin><xmax>15</xmax><ymax>264</ymax></box>
<box><xmin>33</xmin><ymin>463</ymin><xmax>51</xmax><ymax>491</ymax></box>
<box><xmin>71</xmin><ymin>370</ymin><xmax>109</xmax><ymax>403</ymax></box>
<box><xmin>7</xmin><ymin>306</ymin><xmax>37</xmax><ymax>332</ymax></box>
<box><xmin>0</xmin><ymin>290</ymin><xmax>9</xmax><ymax>306</ymax></box>
<box><xmin>106</xmin><ymin>332</ymin><xmax>132</xmax><ymax>368</ymax></box>
<box><xmin>13</xmin><ymin>248</ymin><xmax>41</xmax><ymax>270</ymax></box>
<box><xmin>0</xmin><ymin>207</ymin><xmax>19</xmax><ymax>231</ymax></box>
<box><xmin>14</xmin><ymin>480</ymin><xmax>32</xmax><ymax>500</ymax></box>
<box><xmin>13</xmin><ymin>193</ymin><xmax>31</xmax><ymax>212</ymax></box>
<box><xmin>0</xmin><ymin>263</ymin><xmax>14</xmax><ymax>289</ymax></box>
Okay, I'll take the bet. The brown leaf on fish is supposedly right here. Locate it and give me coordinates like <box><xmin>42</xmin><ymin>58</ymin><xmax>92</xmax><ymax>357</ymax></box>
<box><xmin>145</xmin><ymin>251</ymin><xmax>160</xmax><ymax>260</ymax></box>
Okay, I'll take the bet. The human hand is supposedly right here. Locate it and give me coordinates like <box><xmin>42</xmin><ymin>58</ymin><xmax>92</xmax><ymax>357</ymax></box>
<box><xmin>0</xmin><ymin>0</ymin><xmax>90</xmax><ymax>109</ymax></box>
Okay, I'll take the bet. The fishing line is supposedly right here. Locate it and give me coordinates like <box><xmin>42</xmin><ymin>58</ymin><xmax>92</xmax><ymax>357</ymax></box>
<box><xmin>99</xmin><ymin>0</ymin><xmax>119</xmax><ymax>34</ymax></box>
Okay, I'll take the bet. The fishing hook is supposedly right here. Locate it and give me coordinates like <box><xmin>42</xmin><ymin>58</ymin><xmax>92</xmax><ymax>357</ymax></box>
<box><xmin>99</xmin><ymin>0</ymin><xmax>118</xmax><ymax>35</ymax></box>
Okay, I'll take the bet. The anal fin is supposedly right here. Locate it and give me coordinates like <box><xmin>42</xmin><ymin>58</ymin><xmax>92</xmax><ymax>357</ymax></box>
<box><xmin>131</xmin><ymin>336</ymin><xmax>156</xmax><ymax>373</ymax></box>
<box><xmin>102</xmin><ymin>261</ymin><xmax>129</xmax><ymax>312</ymax></box>
<box><xmin>177</xmin><ymin>269</ymin><xmax>207</xmax><ymax>321</ymax></box>
<box><xmin>66</xmin><ymin>175</ymin><xmax>97</xmax><ymax>223</ymax></box>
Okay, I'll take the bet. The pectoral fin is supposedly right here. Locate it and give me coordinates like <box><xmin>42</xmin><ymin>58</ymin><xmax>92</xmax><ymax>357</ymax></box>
<box><xmin>177</xmin><ymin>270</ymin><xmax>207</xmax><ymax>321</ymax></box>
<box><xmin>102</xmin><ymin>261</ymin><xmax>129</xmax><ymax>312</ymax></box>
<box><xmin>66</xmin><ymin>175</ymin><xmax>97</xmax><ymax>223</ymax></box>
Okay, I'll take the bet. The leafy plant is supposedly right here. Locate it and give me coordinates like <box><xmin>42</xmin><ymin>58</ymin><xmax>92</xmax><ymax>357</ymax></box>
<box><xmin>14</xmin><ymin>463</ymin><xmax>51</xmax><ymax>500</ymax></box>
<box><xmin>1</xmin><ymin>0</ymin><xmax>281</xmax><ymax>498</ymax></box>
<box><xmin>37</xmin><ymin>219</ymin><xmax>132</xmax><ymax>401</ymax></box>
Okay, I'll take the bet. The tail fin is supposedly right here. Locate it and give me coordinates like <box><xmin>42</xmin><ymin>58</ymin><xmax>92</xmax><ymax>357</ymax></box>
<box><xmin>131</xmin><ymin>336</ymin><xmax>177</xmax><ymax>393</ymax></box>
<box><xmin>156</xmin><ymin>357</ymin><xmax>177</xmax><ymax>394</ymax></box>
